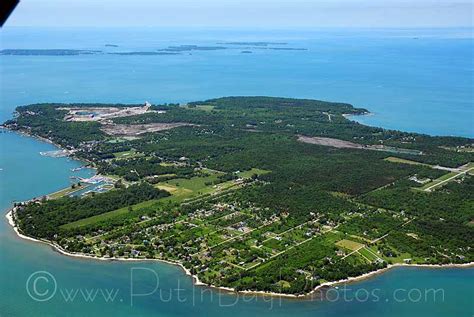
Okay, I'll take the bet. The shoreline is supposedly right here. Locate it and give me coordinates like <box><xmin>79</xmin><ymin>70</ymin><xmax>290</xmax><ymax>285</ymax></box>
<box><xmin>342</xmin><ymin>111</ymin><xmax>373</xmax><ymax>119</ymax></box>
<box><xmin>6</xmin><ymin>209</ymin><xmax>474</xmax><ymax>299</ymax></box>
<box><xmin>1</xmin><ymin>126</ymin><xmax>96</xmax><ymax>169</ymax></box>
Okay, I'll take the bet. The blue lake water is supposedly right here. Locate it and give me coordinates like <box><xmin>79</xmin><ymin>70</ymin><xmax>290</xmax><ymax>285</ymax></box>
<box><xmin>0</xmin><ymin>27</ymin><xmax>473</xmax><ymax>316</ymax></box>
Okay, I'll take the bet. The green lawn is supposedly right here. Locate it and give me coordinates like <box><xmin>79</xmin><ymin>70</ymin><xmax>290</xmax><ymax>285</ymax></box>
<box><xmin>163</xmin><ymin>174</ymin><xmax>219</xmax><ymax>192</ymax></box>
<box><xmin>112</xmin><ymin>149</ymin><xmax>144</xmax><ymax>159</ymax></box>
<box><xmin>237</xmin><ymin>168</ymin><xmax>270</xmax><ymax>178</ymax></box>
<box><xmin>336</xmin><ymin>239</ymin><xmax>364</xmax><ymax>251</ymax></box>
<box><xmin>357</xmin><ymin>247</ymin><xmax>380</xmax><ymax>263</ymax></box>
<box><xmin>154</xmin><ymin>168</ymin><xmax>262</xmax><ymax>204</ymax></box>
<box><xmin>384</xmin><ymin>156</ymin><xmax>429</xmax><ymax>166</ymax></box>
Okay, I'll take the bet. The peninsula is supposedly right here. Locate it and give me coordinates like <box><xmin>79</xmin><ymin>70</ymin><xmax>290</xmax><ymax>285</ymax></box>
<box><xmin>4</xmin><ymin>97</ymin><xmax>473</xmax><ymax>296</ymax></box>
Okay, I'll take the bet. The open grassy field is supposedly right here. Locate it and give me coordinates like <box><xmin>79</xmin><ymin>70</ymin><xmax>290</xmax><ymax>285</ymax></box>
<box><xmin>155</xmin><ymin>168</ymin><xmax>270</xmax><ymax>204</ymax></box>
<box><xmin>336</xmin><ymin>239</ymin><xmax>364</xmax><ymax>251</ymax></box>
<box><xmin>348</xmin><ymin>234</ymin><xmax>372</xmax><ymax>243</ymax></box>
<box><xmin>384</xmin><ymin>156</ymin><xmax>429</xmax><ymax>166</ymax></box>
<box><xmin>154</xmin><ymin>172</ymin><xmax>225</xmax><ymax>203</ymax></box>
<box><xmin>112</xmin><ymin>149</ymin><xmax>144</xmax><ymax>159</ymax></box>
<box><xmin>357</xmin><ymin>246</ymin><xmax>380</xmax><ymax>262</ymax></box>
<box><xmin>187</xmin><ymin>104</ymin><xmax>215</xmax><ymax>112</ymax></box>
<box><xmin>162</xmin><ymin>174</ymin><xmax>220</xmax><ymax>192</ymax></box>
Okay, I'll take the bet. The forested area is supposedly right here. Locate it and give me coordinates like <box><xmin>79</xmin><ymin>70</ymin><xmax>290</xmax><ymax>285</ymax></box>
<box><xmin>112</xmin><ymin>97</ymin><xmax>473</xmax><ymax>167</ymax></box>
<box><xmin>4</xmin><ymin>104</ymin><xmax>105</xmax><ymax>147</ymax></box>
<box><xmin>15</xmin><ymin>183</ymin><xmax>169</xmax><ymax>239</ymax></box>
<box><xmin>98</xmin><ymin>157</ymin><xmax>195</xmax><ymax>181</ymax></box>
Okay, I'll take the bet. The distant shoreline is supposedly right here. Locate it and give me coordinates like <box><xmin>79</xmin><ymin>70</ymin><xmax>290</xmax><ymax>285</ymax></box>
<box><xmin>2</xmin><ymin>126</ymin><xmax>98</xmax><ymax>175</ymax></box>
<box><xmin>342</xmin><ymin>111</ymin><xmax>373</xmax><ymax>120</ymax></box>
<box><xmin>6</xmin><ymin>208</ymin><xmax>474</xmax><ymax>299</ymax></box>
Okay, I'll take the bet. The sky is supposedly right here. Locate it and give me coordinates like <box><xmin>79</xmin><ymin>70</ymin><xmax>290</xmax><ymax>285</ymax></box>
<box><xmin>4</xmin><ymin>0</ymin><xmax>474</xmax><ymax>28</ymax></box>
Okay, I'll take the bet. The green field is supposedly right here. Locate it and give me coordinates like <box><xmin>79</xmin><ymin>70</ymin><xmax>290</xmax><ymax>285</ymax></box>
<box><xmin>384</xmin><ymin>156</ymin><xmax>429</xmax><ymax>166</ymax></box>
<box><xmin>161</xmin><ymin>173</ymin><xmax>221</xmax><ymax>193</ymax></box>
<box><xmin>156</xmin><ymin>168</ymin><xmax>269</xmax><ymax>203</ymax></box>
<box><xmin>187</xmin><ymin>104</ymin><xmax>215</xmax><ymax>112</ymax></box>
<box><xmin>237</xmin><ymin>168</ymin><xmax>270</xmax><ymax>178</ymax></box>
<box><xmin>357</xmin><ymin>247</ymin><xmax>380</xmax><ymax>263</ymax></box>
<box><xmin>113</xmin><ymin>149</ymin><xmax>144</xmax><ymax>159</ymax></box>
<box><xmin>155</xmin><ymin>172</ymin><xmax>226</xmax><ymax>202</ymax></box>
<box><xmin>336</xmin><ymin>239</ymin><xmax>364</xmax><ymax>251</ymax></box>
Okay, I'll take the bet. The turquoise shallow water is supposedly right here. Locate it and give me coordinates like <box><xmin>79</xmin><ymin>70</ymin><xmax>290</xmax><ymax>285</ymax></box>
<box><xmin>0</xmin><ymin>27</ymin><xmax>473</xmax><ymax>316</ymax></box>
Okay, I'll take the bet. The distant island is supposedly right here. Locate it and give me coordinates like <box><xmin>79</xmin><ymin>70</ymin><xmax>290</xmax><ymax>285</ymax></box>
<box><xmin>4</xmin><ymin>97</ymin><xmax>473</xmax><ymax>296</ymax></box>
<box><xmin>267</xmin><ymin>47</ymin><xmax>308</xmax><ymax>51</ymax></box>
<box><xmin>1</xmin><ymin>45</ymin><xmax>308</xmax><ymax>58</ymax></box>
<box><xmin>158</xmin><ymin>45</ymin><xmax>227</xmax><ymax>52</ymax></box>
<box><xmin>109</xmin><ymin>52</ymin><xmax>180</xmax><ymax>56</ymax></box>
<box><xmin>0</xmin><ymin>49</ymin><xmax>102</xmax><ymax>56</ymax></box>
<box><xmin>220</xmin><ymin>41</ymin><xmax>288</xmax><ymax>46</ymax></box>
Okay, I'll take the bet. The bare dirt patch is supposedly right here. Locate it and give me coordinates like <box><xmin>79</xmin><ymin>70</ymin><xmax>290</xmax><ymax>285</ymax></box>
<box><xmin>297</xmin><ymin>135</ymin><xmax>364</xmax><ymax>149</ymax></box>
<box><xmin>101</xmin><ymin>123</ymin><xmax>192</xmax><ymax>136</ymax></box>
<box><xmin>62</xmin><ymin>102</ymin><xmax>156</xmax><ymax>122</ymax></box>
<box><xmin>298</xmin><ymin>135</ymin><xmax>423</xmax><ymax>155</ymax></box>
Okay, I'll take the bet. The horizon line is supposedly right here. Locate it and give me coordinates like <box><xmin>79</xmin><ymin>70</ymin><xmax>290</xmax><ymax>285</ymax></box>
<box><xmin>4</xmin><ymin>25</ymin><xmax>474</xmax><ymax>29</ymax></box>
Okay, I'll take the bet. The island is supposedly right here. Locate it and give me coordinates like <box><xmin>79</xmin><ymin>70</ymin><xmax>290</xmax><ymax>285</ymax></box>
<box><xmin>108</xmin><ymin>52</ymin><xmax>180</xmax><ymax>56</ymax></box>
<box><xmin>0</xmin><ymin>49</ymin><xmax>102</xmax><ymax>56</ymax></box>
<box><xmin>158</xmin><ymin>45</ymin><xmax>227</xmax><ymax>52</ymax></box>
<box><xmin>219</xmin><ymin>42</ymin><xmax>288</xmax><ymax>46</ymax></box>
<box><xmin>3</xmin><ymin>97</ymin><xmax>473</xmax><ymax>296</ymax></box>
